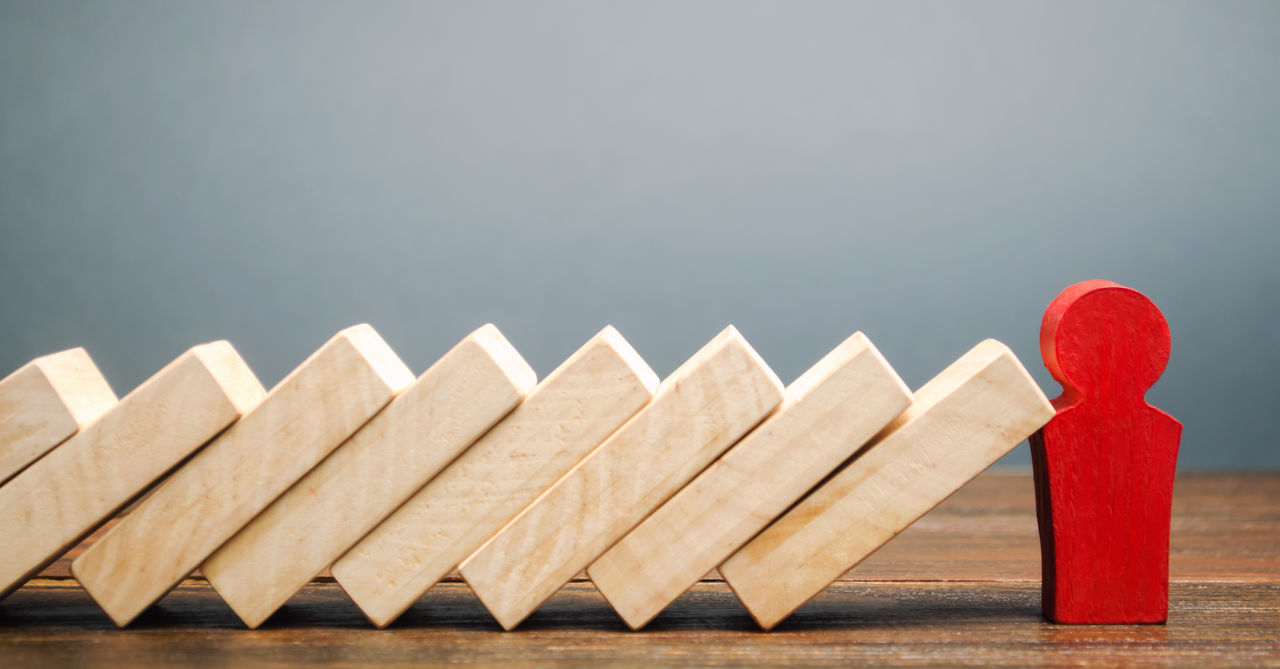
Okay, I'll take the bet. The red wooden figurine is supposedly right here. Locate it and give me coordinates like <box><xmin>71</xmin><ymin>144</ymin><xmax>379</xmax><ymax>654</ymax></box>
<box><xmin>1030</xmin><ymin>280</ymin><xmax>1182</xmax><ymax>623</ymax></box>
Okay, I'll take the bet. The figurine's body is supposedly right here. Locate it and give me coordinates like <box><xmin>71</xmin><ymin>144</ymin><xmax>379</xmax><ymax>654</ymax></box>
<box><xmin>1032</xmin><ymin>280</ymin><xmax>1182</xmax><ymax>623</ymax></box>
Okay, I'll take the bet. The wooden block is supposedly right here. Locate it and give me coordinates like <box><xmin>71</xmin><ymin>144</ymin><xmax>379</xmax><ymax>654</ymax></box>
<box><xmin>0</xmin><ymin>342</ymin><xmax>264</xmax><ymax>599</ymax></box>
<box><xmin>1030</xmin><ymin>280</ymin><xmax>1181</xmax><ymax>624</ymax></box>
<box><xmin>330</xmin><ymin>326</ymin><xmax>658</xmax><ymax>628</ymax></box>
<box><xmin>588</xmin><ymin>332</ymin><xmax>912</xmax><ymax>629</ymax></box>
<box><xmin>72</xmin><ymin>324</ymin><xmax>414</xmax><ymax>627</ymax></box>
<box><xmin>0</xmin><ymin>348</ymin><xmax>118</xmax><ymax>485</ymax></box>
<box><xmin>719</xmin><ymin>339</ymin><xmax>1055</xmax><ymax>630</ymax></box>
<box><xmin>201</xmin><ymin>325</ymin><xmax>536</xmax><ymax>628</ymax></box>
<box><xmin>460</xmin><ymin>326</ymin><xmax>785</xmax><ymax>630</ymax></box>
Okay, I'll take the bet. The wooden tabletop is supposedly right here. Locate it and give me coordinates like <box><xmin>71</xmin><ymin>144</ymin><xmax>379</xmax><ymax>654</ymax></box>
<box><xmin>2</xmin><ymin>471</ymin><xmax>1276</xmax><ymax>666</ymax></box>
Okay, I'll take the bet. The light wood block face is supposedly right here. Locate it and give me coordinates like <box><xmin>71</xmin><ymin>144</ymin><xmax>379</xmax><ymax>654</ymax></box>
<box><xmin>72</xmin><ymin>325</ymin><xmax>414</xmax><ymax>627</ymax></box>
<box><xmin>202</xmin><ymin>325</ymin><xmax>536</xmax><ymax>628</ymax></box>
<box><xmin>459</xmin><ymin>326</ymin><xmax>786</xmax><ymax>630</ymax></box>
<box><xmin>588</xmin><ymin>332</ymin><xmax>912</xmax><ymax>629</ymax></box>
<box><xmin>0</xmin><ymin>348</ymin><xmax>118</xmax><ymax>484</ymax></box>
<box><xmin>718</xmin><ymin>339</ymin><xmax>1055</xmax><ymax>630</ymax></box>
<box><xmin>0</xmin><ymin>342</ymin><xmax>264</xmax><ymax>599</ymax></box>
<box><xmin>330</xmin><ymin>326</ymin><xmax>657</xmax><ymax>629</ymax></box>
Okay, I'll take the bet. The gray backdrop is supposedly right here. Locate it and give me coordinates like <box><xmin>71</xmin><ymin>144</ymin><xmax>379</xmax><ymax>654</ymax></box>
<box><xmin>2</xmin><ymin>1</ymin><xmax>1277</xmax><ymax>468</ymax></box>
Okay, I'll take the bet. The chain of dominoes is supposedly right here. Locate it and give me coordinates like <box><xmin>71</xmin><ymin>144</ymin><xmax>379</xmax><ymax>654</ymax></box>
<box><xmin>0</xmin><ymin>324</ymin><xmax>1055</xmax><ymax>630</ymax></box>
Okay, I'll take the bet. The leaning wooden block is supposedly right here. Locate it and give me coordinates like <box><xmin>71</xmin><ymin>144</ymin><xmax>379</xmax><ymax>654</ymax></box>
<box><xmin>588</xmin><ymin>332</ymin><xmax>911</xmax><ymax>629</ymax></box>
<box><xmin>718</xmin><ymin>339</ymin><xmax>1054</xmax><ymax>629</ymax></box>
<box><xmin>0</xmin><ymin>348</ymin><xmax>118</xmax><ymax>484</ymax></box>
<box><xmin>202</xmin><ymin>325</ymin><xmax>536</xmax><ymax>628</ymax></box>
<box><xmin>0</xmin><ymin>342</ymin><xmax>264</xmax><ymax>599</ymax></box>
<box><xmin>330</xmin><ymin>326</ymin><xmax>657</xmax><ymax>628</ymax></box>
<box><xmin>72</xmin><ymin>324</ymin><xmax>414</xmax><ymax>627</ymax></box>
<box><xmin>460</xmin><ymin>326</ymin><xmax>785</xmax><ymax>630</ymax></box>
<box><xmin>716</xmin><ymin>342</ymin><xmax>1054</xmax><ymax>631</ymax></box>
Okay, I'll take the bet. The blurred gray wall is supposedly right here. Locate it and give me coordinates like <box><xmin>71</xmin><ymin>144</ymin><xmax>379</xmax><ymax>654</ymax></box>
<box><xmin>2</xmin><ymin>1</ymin><xmax>1277</xmax><ymax>468</ymax></box>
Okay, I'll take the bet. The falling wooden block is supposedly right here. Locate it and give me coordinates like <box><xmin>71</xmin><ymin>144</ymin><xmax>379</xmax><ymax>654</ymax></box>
<box><xmin>460</xmin><ymin>326</ymin><xmax>785</xmax><ymax>630</ymax></box>
<box><xmin>588</xmin><ymin>332</ymin><xmax>912</xmax><ymax>629</ymax></box>
<box><xmin>201</xmin><ymin>325</ymin><xmax>536</xmax><ymax>628</ymax></box>
<box><xmin>1031</xmin><ymin>280</ymin><xmax>1181</xmax><ymax>623</ymax></box>
<box><xmin>719</xmin><ymin>339</ymin><xmax>1055</xmax><ymax>630</ymax></box>
<box><xmin>0</xmin><ymin>342</ymin><xmax>264</xmax><ymax>599</ymax></box>
<box><xmin>330</xmin><ymin>326</ymin><xmax>657</xmax><ymax>628</ymax></box>
<box><xmin>0</xmin><ymin>348</ymin><xmax>118</xmax><ymax>485</ymax></box>
<box><xmin>72</xmin><ymin>324</ymin><xmax>414</xmax><ymax>627</ymax></box>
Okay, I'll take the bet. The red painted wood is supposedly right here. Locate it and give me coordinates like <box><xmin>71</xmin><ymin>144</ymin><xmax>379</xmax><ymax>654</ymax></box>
<box><xmin>1030</xmin><ymin>280</ymin><xmax>1181</xmax><ymax>624</ymax></box>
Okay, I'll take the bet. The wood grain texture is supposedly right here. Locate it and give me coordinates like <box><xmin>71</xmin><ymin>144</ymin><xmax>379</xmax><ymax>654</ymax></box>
<box><xmin>0</xmin><ymin>343</ymin><xmax>263</xmax><ymax>599</ymax></box>
<box><xmin>1</xmin><ymin>579</ymin><xmax>1276</xmax><ymax>667</ymax></box>
<box><xmin>202</xmin><ymin>325</ymin><xmax>536</xmax><ymax>628</ymax></box>
<box><xmin>461</xmin><ymin>326</ymin><xmax>785</xmax><ymax>630</ymax></box>
<box><xmin>72</xmin><ymin>324</ymin><xmax>414</xmax><ymax>627</ymax></box>
<box><xmin>331</xmin><ymin>326</ymin><xmax>659</xmax><ymax>628</ymax></box>
<box><xmin>1</xmin><ymin>474</ymin><xmax>1274</xmax><ymax>666</ymax></box>
<box><xmin>1031</xmin><ymin>280</ymin><xmax>1182</xmax><ymax>623</ymax></box>
<box><xmin>720</xmin><ymin>339</ymin><xmax>1055</xmax><ymax>630</ymax></box>
<box><xmin>0</xmin><ymin>348</ymin><xmax>118</xmax><ymax>484</ymax></box>
<box><xmin>33</xmin><ymin>472</ymin><xmax>1280</xmax><ymax>585</ymax></box>
<box><xmin>588</xmin><ymin>332</ymin><xmax>911</xmax><ymax>629</ymax></box>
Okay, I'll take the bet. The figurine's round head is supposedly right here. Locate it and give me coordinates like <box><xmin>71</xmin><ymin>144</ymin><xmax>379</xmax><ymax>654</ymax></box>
<box><xmin>1040</xmin><ymin>280</ymin><xmax>1171</xmax><ymax>399</ymax></box>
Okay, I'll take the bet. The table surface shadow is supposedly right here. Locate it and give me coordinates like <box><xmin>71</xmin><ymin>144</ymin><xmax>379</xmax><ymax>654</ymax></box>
<box><xmin>2</xmin><ymin>471</ymin><xmax>1277</xmax><ymax>667</ymax></box>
